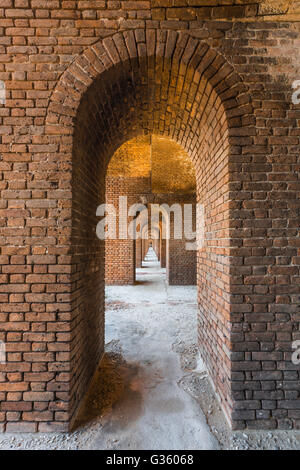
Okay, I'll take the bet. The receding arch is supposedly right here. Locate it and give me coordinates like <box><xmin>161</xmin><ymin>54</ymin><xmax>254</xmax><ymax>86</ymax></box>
<box><xmin>45</xmin><ymin>30</ymin><xmax>254</xmax><ymax>429</ymax></box>
<box><xmin>104</xmin><ymin>133</ymin><xmax>196</xmax><ymax>285</ymax></box>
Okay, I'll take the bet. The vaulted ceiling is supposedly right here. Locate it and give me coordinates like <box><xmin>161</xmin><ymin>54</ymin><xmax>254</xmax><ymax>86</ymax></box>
<box><xmin>107</xmin><ymin>135</ymin><xmax>196</xmax><ymax>195</ymax></box>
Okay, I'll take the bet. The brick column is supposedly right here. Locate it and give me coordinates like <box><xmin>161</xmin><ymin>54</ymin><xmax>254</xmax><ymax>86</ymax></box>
<box><xmin>168</xmin><ymin>239</ymin><xmax>196</xmax><ymax>285</ymax></box>
<box><xmin>160</xmin><ymin>237</ymin><xmax>166</xmax><ymax>269</ymax></box>
<box><xmin>105</xmin><ymin>177</ymin><xmax>150</xmax><ymax>285</ymax></box>
<box><xmin>135</xmin><ymin>238</ymin><xmax>142</xmax><ymax>269</ymax></box>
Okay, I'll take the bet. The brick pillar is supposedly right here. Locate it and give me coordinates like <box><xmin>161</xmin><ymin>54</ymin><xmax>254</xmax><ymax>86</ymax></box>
<box><xmin>142</xmin><ymin>239</ymin><xmax>145</xmax><ymax>263</ymax></box>
<box><xmin>167</xmin><ymin>204</ymin><xmax>196</xmax><ymax>285</ymax></box>
<box><xmin>2</xmin><ymin>21</ymin><xmax>299</xmax><ymax>434</ymax></box>
<box><xmin>154</xmin><ymin>238</ymin><xmax>160</xmax><ymax>260</ymax></box>
<box><xmin>136</xmin><ymin>238</ymin><xmax>142</xmax><ymax>268</ymax></box>
<box><xmin>143</xmin><ymin>239</ymin><xmax>149</xmax><ymax>260</ymax></box>
<box><xmin>160</xmin><ymin>237</ymin><xmax>166</xmax><ymax>268</ymax></box>
<box><xmin>168</xmin><ymin>238</ymin><xmax>196</xmax><ymax>285</ymax></box>
<box><xmin>105</xmin><ymin>177</ymin><xmax>150</xmax><ymax>285</ymax></box>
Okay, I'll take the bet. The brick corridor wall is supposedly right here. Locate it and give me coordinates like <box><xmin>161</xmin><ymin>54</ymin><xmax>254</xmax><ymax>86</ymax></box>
<box><xmin>157</xmin><ymin>240</ymin><xmax>160</xmax><ymax>261</ymax></box>
<box><xmin>105</xmin><ymin>176</ymin><xmax>195</xmax><ymax>283</ymax></box>
<box><xmin>0</xmin><ymin>2</ymin><xmax>299</xmax><ymax>431</ymax></box>
<box><xmin>105</xmin><ymin>177</ymin><xmax>151</xmax><ymax>285</ymax></box>
<box><xmin>160</xmin><ymin>237</ymin><xmax>166</xmax><ymax>269</ymax></box>
<box><xmin>69</xmin><ymin>115</ymin><xmax>106</xmax><ymax>431</ymax></box>
<box><xmin>196</xmin><ymin>82</ymin><xmax>233</xmax><ymax>425</ymax></box>
<box><xmin>135</xmin><ymin>238</ymin><xmax>142</xmax><ymax>269</ymax></box>
<box><xmin>153</xmin><ymin>238</ymin><xmax>160</xmax><ymax>260</ymax></box>
<box><xmin>167</xmin><ymin>201</ymin><xmax>197</xmax><ymax>286</ymax></box>
<box><xmin>168</xmin><ymin>236</ymin><xmax>197</xmax><ymax>285</ymax></box>
<box><xmin>143</xmin><ymin>239</ymin><xmax>151</xmax><ymax>261</ymax></box>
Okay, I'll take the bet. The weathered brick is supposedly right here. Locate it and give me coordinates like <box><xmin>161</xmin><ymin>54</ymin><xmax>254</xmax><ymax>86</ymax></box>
<box><xmin>0</xmin><ymin>5</ymin><xmax>298</xmax><ymax>435</ymax></box>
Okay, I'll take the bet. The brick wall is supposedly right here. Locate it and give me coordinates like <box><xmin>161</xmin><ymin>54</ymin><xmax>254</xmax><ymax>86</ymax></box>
<box><xmin>105</xmin><ymin>176</ymin><xmax>196</xmax><ymax>284</ymax></box>
<box><xmin>0</xmin><ymin>2</ymin><xmax>299</xmax><ymax>431</ymax></box>
<box><xmin>105</xmin><ymin>176</ymin><xmax>151</xmax><ymax>285</ymax></box>
<box><xmin>135</xmin><ymin>238</ymin><xmax>142</xmax><ymax>268</ymax></box>
<box><xmin>167</xmin><ymin>237</ymin><xmax>197</xmax><ymax>285</ymax></box>
<box><xmin>166</xmin><ymin>200</ymin><xmax>197</xmax><ymax>286</ymax></box>
<box><xmin>154</xmin><ymin>238</ymin><xmax>160</xmax><ymax>261</ymax></box>
<box><xmin>142</xmin><ymin>239</ymin><xmax>149</xmax><ymax>262</ymax></box>
<box><xmin>160</xmin><ymin>237</ymin><xmax>166</xmax><ymax>269</ymax></box>
<box><xmin>196</xmin><ymin>81</ymin><xmax>233</xmax><ymax>425</ymax></box>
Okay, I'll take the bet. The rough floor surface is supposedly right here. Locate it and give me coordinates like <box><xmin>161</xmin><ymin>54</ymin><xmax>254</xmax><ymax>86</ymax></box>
<box><xmin>0</xmin><ymin>249</ymin><xmax>299</xmax><ymax>450</ymax></box>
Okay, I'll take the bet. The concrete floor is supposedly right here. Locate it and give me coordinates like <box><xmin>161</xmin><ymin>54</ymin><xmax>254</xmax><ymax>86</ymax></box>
<box><xmin>90</xmin><ymin>248</ymin><xmax>220</xmax><ymax>450</ymax></box>
<box><xmin>1</xmin><ymin>248</ymin><xmax>300</xmax><ymax>450</ymax></box>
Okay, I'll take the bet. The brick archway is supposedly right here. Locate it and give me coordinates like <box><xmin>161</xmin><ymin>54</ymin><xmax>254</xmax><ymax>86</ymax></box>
<box><xmin>2</xmin><ymin>31</ymin><xmax>256</xmax><ymax>432</ymax></box>
<box><xmin>46</xmin><ymin>30</ymin><xmax>254</xmax><ymax>431</ymax></box>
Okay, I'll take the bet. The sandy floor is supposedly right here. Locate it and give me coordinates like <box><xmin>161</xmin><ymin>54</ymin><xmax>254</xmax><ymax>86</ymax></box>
<box><xmin>0</xmin><ymin>249</ymin><xmax>300</xmax><ymax>450</ymax></box>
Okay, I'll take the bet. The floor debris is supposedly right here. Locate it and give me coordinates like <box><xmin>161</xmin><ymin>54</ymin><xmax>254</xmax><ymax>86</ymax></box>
<box><xmin>0</xmin><ymin>249</ymin><xmax>299</xmax><ymax>450</ymax></box>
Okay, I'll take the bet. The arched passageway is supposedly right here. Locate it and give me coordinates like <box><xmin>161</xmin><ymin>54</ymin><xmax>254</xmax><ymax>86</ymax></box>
<box><xmin>104</xmin><ymin>134</ymin><xmax>197</xmax><ymax>285</ymax></box>
<box><xmin>101</xmin><ymin>241</ymin><xmax>214</xmax><ymax>449</ymax></box>
<box><xmin>0</xmin><ymin>0</ymin><xmax>299</xmax><ymax>440</ymax></box>
<box><xmin>44</xmin><ymin>30</ymin><xmax>252</xmax><ymax>430</ymax></box>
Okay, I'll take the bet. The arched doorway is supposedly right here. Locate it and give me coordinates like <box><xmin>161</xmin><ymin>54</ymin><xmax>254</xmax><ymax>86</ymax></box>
<box><xmin>45</xmin><ymin>31</ymin><xmax>252</xmax><ymax>431</ymax></box>
<box><xmin>104</xmin><ymin>134</ymin><xmax>197</xmax><ymax>286</ymax></box>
